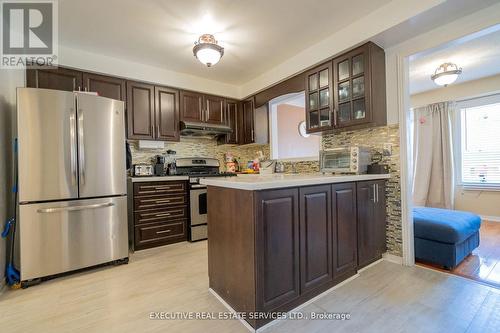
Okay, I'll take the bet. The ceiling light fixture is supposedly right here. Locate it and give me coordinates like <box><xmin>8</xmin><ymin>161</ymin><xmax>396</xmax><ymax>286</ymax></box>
<box><xmin>193</xmin><ymin>34</ymin><xmax>224</xmax><ymax>67</ymax></box>
<box><xmin>431</xmin><ymin>62</ymin><xmax>462</xmax><ymax>86</ymax></box>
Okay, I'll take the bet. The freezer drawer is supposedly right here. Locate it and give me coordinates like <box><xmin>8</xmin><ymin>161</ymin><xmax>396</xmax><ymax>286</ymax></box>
<box><xmin>18</xmin><ymin>196</ymin><xmax>128</xmax><ymax>281</ymax></box>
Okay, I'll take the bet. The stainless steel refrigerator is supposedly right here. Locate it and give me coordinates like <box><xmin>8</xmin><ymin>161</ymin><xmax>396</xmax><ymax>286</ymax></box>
<box><xmin>16</xmin><ymin>88</ymin><xmax>128</xmax><ymax>282</ymax></box>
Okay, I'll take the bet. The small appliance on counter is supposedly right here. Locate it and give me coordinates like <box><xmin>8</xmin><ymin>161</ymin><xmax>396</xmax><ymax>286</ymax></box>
<box><xmin>320</xmin><ymin>146</ymin><xmax>372</xmax><ymax>174</ymax></box>
<box><xmin>367</xmin><ymin>163</ymin><xmax>389</xmax><ymax>174</ymax></box>
<box><xmin>165</xmin><ymin>149</ymin><xmax>177</xmax><ymax>175</ymax></box>
<box><xmin>154</xmin><ymin>155</ymin><xmax>166</xmax><ymax>176</ymax></box>
<box><xmin>133</xmin><ymin>163</ymin><xmax>154</xmax><ymax>177</ymax></box>
<box><xmin>275</xmin><ymin>161</ymin><xmax>285</xmax><ymax>173</ymax></box>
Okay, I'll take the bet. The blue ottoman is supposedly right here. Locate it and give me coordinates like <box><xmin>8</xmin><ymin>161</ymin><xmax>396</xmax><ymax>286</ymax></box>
<box><xmin>413</xmin><ymin>207</ymin><xmax>481</xmax><ymax>269</ymax></box>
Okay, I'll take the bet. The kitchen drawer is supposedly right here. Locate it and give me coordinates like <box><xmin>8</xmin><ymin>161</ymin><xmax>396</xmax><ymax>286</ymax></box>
<box><xmin>134</xmin><ymin>206</ymin><xmax>188</xmax><ymax>225</ymax></box>
<box><xmin>134</xmin><ymin>193</ymin><xmax>187</xmax><ymax>211</ymax></box>
<box><xmin>134</xmin><ymin>220</ymin><xmax>186</xmax><ymax>250</ymax></box>
<box><xmin>133</xmin><ymin>181</ymin><xmax>186</xmax><ymax>196</ymax></box>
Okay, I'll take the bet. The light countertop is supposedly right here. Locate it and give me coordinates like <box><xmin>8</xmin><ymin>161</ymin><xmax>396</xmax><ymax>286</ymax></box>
<box><xmin>200</xmin><ymin>173</ymin><xmax>391</xmax><ymax>190</ymax></box>
<box><xmin>128</xmin><ymin>175</ymin><xmax>189</xmax><ymax>182</ymax></box>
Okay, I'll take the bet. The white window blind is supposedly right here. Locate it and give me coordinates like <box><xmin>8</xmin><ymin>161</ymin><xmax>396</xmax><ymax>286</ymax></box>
<box><xmin>460</xmin><ymin>101</ymin><xmax>500</xmax><ymax>186</ymax></box>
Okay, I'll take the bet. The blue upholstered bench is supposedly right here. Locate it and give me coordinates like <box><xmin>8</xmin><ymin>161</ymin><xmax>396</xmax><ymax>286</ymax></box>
<box><xmin>413</xmin><ymin>207</ymin><xmax>481</xmax><ymax>269</ymax></box>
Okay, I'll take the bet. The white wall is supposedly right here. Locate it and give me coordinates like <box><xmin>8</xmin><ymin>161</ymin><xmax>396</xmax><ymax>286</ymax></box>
<box><xmin>0</xmin><ymin>69</ymin><xmax>24</xmax><ymax>286</ymax></box>
<box><xmin>238</xmin><ymin>0</ymin><xmax>444</xmax><ymax>98</ymax></box>
<box><xmin>410</xmin><ymin>74</ymin><xmax>500</xmax><ymax>108</ymax></box>
<box><xmin>59</xmin><ymin>46</ymin><xmax>240</xmax><ymax>98</ymax></box>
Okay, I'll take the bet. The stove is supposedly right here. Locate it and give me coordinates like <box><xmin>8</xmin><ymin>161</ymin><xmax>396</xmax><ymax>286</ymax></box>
<box><xmin>175</xmin><ymin>157</ymin><xmax>236</xmax><ymax>241</ymax></box>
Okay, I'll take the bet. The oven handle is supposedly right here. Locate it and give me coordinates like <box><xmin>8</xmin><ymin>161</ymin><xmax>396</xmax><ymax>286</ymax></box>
<box><xmin>190</xmin><ymin>184</ymin><xmax>207</xmax><ymax>189</ymax></box>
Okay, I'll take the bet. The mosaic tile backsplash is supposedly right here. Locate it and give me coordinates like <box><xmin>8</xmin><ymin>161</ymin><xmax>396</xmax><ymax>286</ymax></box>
<box><xmin>129</xmin><ymin>124</ymin><xmax>402</xmax><ymax>257</ymax></box>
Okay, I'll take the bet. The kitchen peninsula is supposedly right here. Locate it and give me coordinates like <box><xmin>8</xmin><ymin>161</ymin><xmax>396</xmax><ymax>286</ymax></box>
<box><xmin>201</xmin><ymin>173</ymin><xmax>391</xmax><ymax>329</ymax></box>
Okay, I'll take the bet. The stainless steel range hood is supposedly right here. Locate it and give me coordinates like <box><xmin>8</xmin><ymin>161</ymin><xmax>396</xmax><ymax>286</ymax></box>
<box><xmin>180</xmin><ymin>121</ymin><xmax>232</xmax><ymax>137</ymax></box>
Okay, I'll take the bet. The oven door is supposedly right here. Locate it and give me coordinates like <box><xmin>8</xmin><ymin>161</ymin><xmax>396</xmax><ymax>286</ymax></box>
<box><xmin>189</xmin><ymin>184</ymin><xmax>208</xmax><ymax>241</ymax></box>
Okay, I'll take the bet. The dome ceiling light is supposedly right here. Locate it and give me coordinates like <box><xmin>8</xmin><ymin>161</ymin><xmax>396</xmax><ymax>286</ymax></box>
<box><xmin>193</xmin><ymin>34</ymin><xmax>224</xmax><ymax>67</ymax></box>
<box><xmin>431</xmin><ymin>62</ymin><xmax>462</xmax><ymax>86</ymax></box>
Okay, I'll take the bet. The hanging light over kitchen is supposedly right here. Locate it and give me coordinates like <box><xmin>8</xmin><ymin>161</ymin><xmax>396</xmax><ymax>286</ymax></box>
<box><xmin>193</xmin><ymin>34</ymin><xmax>224</xmax><ymax>67</ymax></box>
<box><xmin>431</xmin><ymin>62</ymin><xmax>462</xmax><ymax>86</ymax></box>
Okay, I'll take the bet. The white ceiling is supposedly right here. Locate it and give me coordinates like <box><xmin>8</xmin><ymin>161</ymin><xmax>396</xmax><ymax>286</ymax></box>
<box><xmin>409</xmin><ymin>26</ymin><xmax>500</xmax><ymax>94</ymax></box>
<box><xmin>59</xmin><ymin>0</ymin><xmax>392</xmax><ymax>85</ymax></box>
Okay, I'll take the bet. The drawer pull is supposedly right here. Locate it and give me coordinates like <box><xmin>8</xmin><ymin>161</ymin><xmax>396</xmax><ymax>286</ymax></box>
<box><xmin>156</xmin><ymin>229</ymin><xmax>171</xmax><ymax>234</ymax></box>
<box><xmin>156</xmin><ymin>200</ymin><xmax>171</xmax><ymax>204</ymax></box>
<box><xmin>156</xmin><ymin>213</ymin><xmax>171</xmax><ymax>217</ymax></box>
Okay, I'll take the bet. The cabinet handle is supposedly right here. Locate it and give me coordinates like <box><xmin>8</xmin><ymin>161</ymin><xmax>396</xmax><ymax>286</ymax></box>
<box><xmin>157</xmin><ymin>125</ymin><xmax>160</xmax><ymax>137</ymax></box>
<box><xmin>372</xmin><ymin>184</ymin><xmax>376</xmax><ymax>202</ymax></box>
<box><xmin>251</xmin><ymin>129</ymin><xmax>255</xmax><ymax>142</ymax></box>
<box><xmin>156</xmin><ymin>229</ymin><xmax>171</xmax><ymax>234</ymax></box>
<box><xmin>376</xmin><ymin>184</ymin><xmax>380</xmax><ymax>203</ymax></box>
<box><xmin>156</xmin><ymin>213</ymin><xmax>171</xmax><ymax>217</ymax></box>
<box><xmin>333</xmin><ymin>109</ymin><xmax>338</xmax><ymax>127</ymax></box>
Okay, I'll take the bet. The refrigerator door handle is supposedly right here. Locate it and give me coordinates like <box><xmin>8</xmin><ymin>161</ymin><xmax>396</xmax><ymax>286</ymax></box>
<box><xmin>37</xmin><ymin>202</ymin><xmax>115</xmax><ymax>213</ymax></box>
<box><xmin>78</xmin><ymin>109</ymin><xmax>85</xmax><ymax>185</ymax></box>
<box><xmin>70</xmin><ymin>108</ymin><xmax>77</xmax><ymax>185</ymax></box>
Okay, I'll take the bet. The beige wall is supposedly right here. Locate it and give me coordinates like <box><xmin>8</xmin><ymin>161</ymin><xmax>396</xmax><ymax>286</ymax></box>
<box><xmin>0</xmin><ymin>69</ymin><xmax>24</xmax><ymax>286</ymax></box>
<box><xmin>275</xmin><ymin>104</ymin><xmax>320</xmax><ymax>160</ymax></box>
<box><xmin>410</xmin><ymin>75</ymin><xmax>500</xmax><ymax>219</ymax></box>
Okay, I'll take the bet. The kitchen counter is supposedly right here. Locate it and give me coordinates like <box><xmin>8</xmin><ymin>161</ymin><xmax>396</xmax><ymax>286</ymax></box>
<box><xmin>200</xmin><ymin>173</ymin><xmax>390</xmax><ymax>190</ymax></box>
<box><xmin>128</xmin><ymin>175</ymin><xmax>189</xmax><ymax>182</ymax></box>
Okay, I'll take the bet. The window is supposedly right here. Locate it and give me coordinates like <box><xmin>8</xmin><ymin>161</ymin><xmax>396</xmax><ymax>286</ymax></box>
<box><xmin>458</xmin><ymin>96</ymin><xmax>500</xmax><ymax>187</ymax></box>
<box><xmin>269</xmin><ymin>92</ymin><xmax>320</xmax><ymax>161</ymax></box>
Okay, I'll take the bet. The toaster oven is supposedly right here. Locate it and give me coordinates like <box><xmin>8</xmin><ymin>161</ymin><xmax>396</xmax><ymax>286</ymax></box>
<box><xmin>320</xmin><ymin>147</ymin><xmax>372</xmax><ymax>174</ymax></box>
<box><xmin>133</xmin><ymin>164</ymin><xmax>154</xmax><ymax>177</ymax></box>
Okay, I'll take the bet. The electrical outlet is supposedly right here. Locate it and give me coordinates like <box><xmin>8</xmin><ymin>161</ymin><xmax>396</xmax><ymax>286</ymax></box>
<box><xmin>383</xmin><ymin>143</ymin><xmax>392</xmax><ymax>156</ymax></box>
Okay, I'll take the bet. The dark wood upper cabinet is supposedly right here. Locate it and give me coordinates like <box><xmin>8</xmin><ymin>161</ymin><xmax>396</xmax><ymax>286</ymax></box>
<box><xmin>331</xmin><ymin>182</ymin><xmax>357</xmax><ymax>281</ymax></box>
<box><xmin>126</xmin><ymin>81</ymin><xmax>155</xmax><ymax>140</ymax></box>
<box><xmin>155</xmin><ymin>86</ymin><xmax>180</xmax><ymax>141</ymax></box>
<box><xmin>205</xmin><ymin>95</ymin><xmax>225</xmax><ymax>125</ymax></box>
<box><xmin>241</xmin><ymin>98</ymin><xmax>255</xmax><ymax>145</ymax></box>
<box><xmin>357</xmin><ymin>180</ymin><xmax>386</xmax><ymax>268</ymax></box>
<box><xmin>256</xmin><ymin>188</ymin><xmax>300</xmax><ymax>312</ymax></box>
<box><xmin>180</xmin><ymin>90</ymin><xmax>204</xmax><ymax>122</ymax></box>
<box><xmin>82</xmin><ymin>73</ymin><xmax>126</xmax><ymax>101</ymax></box>
<box><xmin>305</xmin><ymin>62</ymin><xmax>333</xmax><ymax>133</ymax></box>
<box><xmin>220</xmin><ymin>99</ymin><xmax>239</xmax><ymax>145</ymax></box>
<box><xmin>332</xmin><ymin>42</ymin><xmax>386</xmax><ymax>130</ymax></box>
<box><xmin>299</xmin><ymin>185</ymin><xmax>333</xmax><ymax>294</ymax></box>
<box><xmin>26</xmin><ymin>67</ymin><xmax>83</xmax><ymax>92</ymax></box>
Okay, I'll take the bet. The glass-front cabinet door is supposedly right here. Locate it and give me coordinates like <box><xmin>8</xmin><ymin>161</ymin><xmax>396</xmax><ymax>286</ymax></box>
<box><xmin>333</xmin><ymin>45</ymin><xmax>371</xmax><ymax>128</ymax></box>
<box><xmin>305</xmin><ymin>62</ymin><xmax>333</xmax><ymax>133</ymax></box>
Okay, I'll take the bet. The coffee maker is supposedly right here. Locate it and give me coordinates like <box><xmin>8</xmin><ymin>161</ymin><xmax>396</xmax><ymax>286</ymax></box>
<box><xmin>154</xmin><ymin>155</ymin><xmax>166</xmax><ymax>176</ymax></box>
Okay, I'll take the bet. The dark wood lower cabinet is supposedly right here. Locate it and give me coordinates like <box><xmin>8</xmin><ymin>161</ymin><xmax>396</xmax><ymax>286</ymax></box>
<box><xmin>332</xmin><ymin>182</ymin><xmax>358</xmax><ymax>280</ymax></box>
<box><xmin>256</xmin><ymin>188</ymin><xmax>300</xmax><ymax>312</ymax></box>
<box><xmin>207</xmin><ymin>180</ymin><xmax>386</xmax><ymax>329</ymax></box>
<box><xmin>299</xmin><ymin>185</ymin><xmax>333</xmax><ymax>293</ymax></box>
<box><xmin>357</xmin><ymin>180</ymin><xmax>387</xmax><ymax>268</ymax></box>
<box><xmin>130</xmin><ymin>180</ymin><xmax>188</xmax><ymax>250</ymax></box>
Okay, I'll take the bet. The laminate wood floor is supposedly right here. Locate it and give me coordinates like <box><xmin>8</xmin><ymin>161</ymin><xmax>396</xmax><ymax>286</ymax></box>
<box><xmin>1</xmin><ymin>241</ymin><xmax>499</xmax><ymax>333</ymax></box>
<box><xmin>417</xmin><ymin>221</ymin><xmax>500</xmax><ymax>288</ymax></box>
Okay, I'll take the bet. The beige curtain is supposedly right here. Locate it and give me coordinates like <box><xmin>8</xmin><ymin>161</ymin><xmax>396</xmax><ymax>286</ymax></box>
<box><xmin>412</xmin><ymin>102</ymin><xmax>455</xmax><ymax>209</ymax></box>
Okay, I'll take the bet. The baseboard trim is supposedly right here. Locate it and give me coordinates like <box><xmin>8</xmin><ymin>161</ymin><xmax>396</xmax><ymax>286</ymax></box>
<box><xmin>383</xmin><ymin>252</ymin><xmax>403</xmax><ymax>265</ymax></box>
<box><xmin>358</xmin><ymin>258</ymin><xmax>384</xmax><ymax>273</ymax></box>
<box><xmin>480</xmin><ymin>215</ymin><xmax>500</xmax><ymax>223</ymax></box>
<box><xmin>209</xmin><ymin>272</ymin><xmax>362</xmax><ymax>333</ymax></box>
